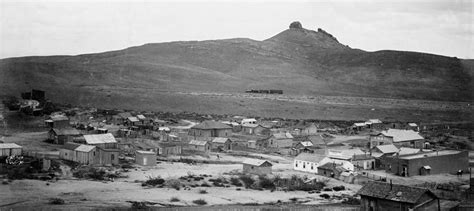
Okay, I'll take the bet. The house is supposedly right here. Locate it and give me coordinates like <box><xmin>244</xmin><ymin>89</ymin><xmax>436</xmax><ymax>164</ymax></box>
<box><xmin>45</xmin><ymin>115</ymin><xmax>70</xmax><ymax>128</ymax></box>
<box><xmin>301</xmin><ymin>123</ymin><xmax>318</xmax><ymax>135</ymax></box>
<box><xmin>383</xmin><ymin>150</ymin><xmax>468</xmax><ymax>177</ymax></box>
<box><xmin>326</xmin><ymin>148</ymin><xmax>364</xmax><ymax>171</ymax></box>
<box><xmin>353</xmin><ymin>122</ymin><xmax>367</xmax><ymax>131</ymax></box>
<box><xmin>126</xmin><ymin>116</ymin><xmax>140</xmax><ymax>126</ymax></box>
<box><xmin>189</xmin><ymin>121</ymin><xmax>232</xmax><ymax>137</ymax></box>
<box><xmin>293</xmin><ymin>152</ymin><xmax>329</xmax><ymax>173</ymax></box>
<box><xmin>74</xmin><ymin>144</ymin><xmax>97</xmax><ymax>165</ymax></box>
<box><xmin>221</xmin><ymin>121</ymin><xmax>242</xmax><ymax>132</ymax></box>
<box><xmin>358</xmin><ymin>181</ymin><xmax>439</xmax><ymax>211</ymax></box>
<box><xmin>211</xmin><ymin>137</ymin><xmax>233</xmax><ymax>151</ymax></box>
<box><xmin>188</xmin><ymin>140</ymin><xmax>211</xmax><ymax>153</ymax></box>
<box><xmin>352</xmin><ymin>154</ymin><xmax>375</xmax><ymax>170</ymax></box>
<box><xmin>318</xmin><ymin>162</ymin><xmax>347</xmax><ymax>178</ymax></box>
<box><xmin>365</xmin><ymin>119</ymin><xmax>384</xmax><ymax>130</ymax></box>
<box><xmin>268</xmin><ymin>132</ymin><xmax>294</xmax><ymax>148</ymax></box>
<box><xmin>96</xmin><ymin>147</ymin><xmax>119</xmax><ymax>165</ymax></box>
<box><xmin>371</xmin><ymin>144</ymin><xmax>400</xmax><ymax>169</ymax></box>
<box><xmin>112</xmin><ymin>112</ymin><xmax>132</xmax><ymax>125</ymax></box>
<box><xmin>291</xmin><ymin>141</ymin><xmax>315</xmax><ymax>155</ymax></box>
<box><xmin>241</xmin><ymin>123</ymin><xmax>268</xmax><ymax>135</ymax></box>
<box><xmin>157</xmin><ymin>143</ymin><xmax>182</xmax><ymax>156</ymax></box>
<box><xmin>247</xmin><ymin>140</ymin><xmax>257</xmax><ymax>149</ymax></box>
<box><xmin>0</xmin><ymin>143</ymin><xmax>22</xmax><ymax>156</ymax></box>
<box><xmin>59</xmin><ymin>143</ymin><xmax>80</xmax><ymax>161</ymax></box>
<box><xmin>135</xmin><ymin>150</ymin><xmax>156</xmax><ymax>166</ymax></box>
<box><xmin>48</xmin><ymin>128</ymin><xmax>82</xmax><ymax>144</ymax></box>
<box><xmin>369</xmin><ymin>129</ymin><xmax>424</xmax><ymax>149</ymax></box>
<box><xmin>255</xmin><ymin>139</ymin><xmax>270</xmax><ymax>149</ymax></box>
<box><xmin>136</xmin><ymin>114</ymin><xmax>147</xmax><ymax>123</ymax></box>
<box><xmin>242</xmin><ymin>158</ymin><xmax>272</xmax><ymax>175</ymax></box>
<box><xmin>241</xmin><ymin>118</ymin><xmax>257</xmax><ymax>125</ymax></box>
<box><xmin>81</xmin><ymin>133</ymin><xmax>119</xmax><ymax>165</ymax></box>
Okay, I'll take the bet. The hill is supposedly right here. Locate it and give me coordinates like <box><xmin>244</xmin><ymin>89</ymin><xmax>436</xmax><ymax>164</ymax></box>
<box><xmin>0</xmin><ymin>21</ymin><xmax>472</xmax><ymax>119</ymax></box>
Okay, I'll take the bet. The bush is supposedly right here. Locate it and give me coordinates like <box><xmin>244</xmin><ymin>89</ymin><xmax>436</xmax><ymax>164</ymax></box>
<box><xmin>198</xmin><ymin>189</ymin><xmax>208</xmax><ymax>194</ymax></box>
<box><xmin>332</xmin><ymin>185</ymin><xmax>345</xmax><ymax>191</ymax></box>
<box><xmin>192</xmin><ymin>199</ymin><xmax>207</xmax><ymax>205</ymax></box>
<box><xmin>143</xmin><ymin>176</ymin><xmax>165</xmax><ymax>187</ymax></box>
<box><xmin>239</xmin><ymin>175</ymin><xmax>255</xmax><ymax>189</ymax></box>
<box><xmin>342</xmin><ymin>197</ymin><xmax>361</xmax><ymax>205</ymax></box>
<box><xmin>320</xmin><ymin>194</ymin><xmax>330</xmax><ymax>199</ymax></box>
<box><xmin>170</xmin><ymin>197</ymin><xmax>180</xmax><ymax>202</ymax></box>
<box><xmin>201</xmin><ymin>182</ymin><xmax>211</xmax><ymax>187</ymax></box>
<box><xmin>258</xmin><ymin>175</ymin><xmax>275</xmax><ymax>190</ymax></box>
<box><xmin>166</xmin><ymin>179</ymin><xmax>181</xmax><ymax>190</ymax></box>
<box><xmin>130</xmin><ymin>201</ymin><xmax>149</xmax><ymax>209</ymax></box>
<box><xmin>49</xmin><ymin>198</ymin><xmax>65</xmax><ymax>205</ymax></box>
<box><xmin>323</xmin><ymin>188</ymin><xmax>332</xmax><ymax>191</ymax></box>
<box><xmin>230</xmin><ymin>177</ymin><xmax>242</xmax><ymax>187</ymax></box>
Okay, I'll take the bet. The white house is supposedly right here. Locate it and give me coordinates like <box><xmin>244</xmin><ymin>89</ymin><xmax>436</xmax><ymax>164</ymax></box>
<box><xmin>293</xmin><ymin>153</ymin><xmax>331</xmax><ymax>173</ymax></box>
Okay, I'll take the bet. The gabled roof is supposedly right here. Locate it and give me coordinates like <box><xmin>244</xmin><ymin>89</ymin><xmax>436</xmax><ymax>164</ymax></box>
<box><xmin>243</xmin><ymin>158</ymin><xmax>272</xmax><ymax>167</ymax></box>
<box><xmin>136</xmin><ymin>150</ymin><xmax>155</xmax><ymax>155</ymax></box>
<box><xmin>136</xmin><ymin>115</ymin><xmax>146</xmax><ymax>120</ymax></box>
<box><xmin>189</xmin><ymin>140</ymin><xmax>209</xmax><ymax>146</ymax></box>
<box><xmin>398</xmin><ymin>147</ymin><xmax>421</xmax><ymax>155</ymax></box>
<box><xmin>294</xmin><ymin>153</ymin><xmax>326</xmax><ymax>163</ymax></box>
<box><xmin>408</xmin><ymin>123</ymin><xmax>418</xmax><ymax>127</ymax></box>
<box><xmin>242</xmin><ymin>123</ymin><xmax>259</xmax><ymax>128</ymax></box>
<box><xmin>212</xmin><ymin>137</ymin><xmax>231</xmax><ymax>144</ymax></box>
<box><xmin>357</xmin><ymin>182</ymin><xmax>437</xmax><ymax>204</ymax></box>
<box><xmin>127</xmin><ymin>116</ymin><xmax>139</xmax><ymax>122</ymax></box>
<box><xmin>192</xmin><ymin>121</ymin><xmax>232</xmax><ymax>130</ymax></box>
<box><xmin>51</xmin><ymin>128</ymin><xmax>81</xmax><ymax>136</ymax></box>
<box><xmin>50</xmin><ymin>115</ymin><xmax>69</xmax><ymax>121</ymax></box>
<box><xmin>0</xmin><ymin>143</ymin><xmax>22</xmax><ymax>149</ymax></box>
<box><xmin>63</xmin><ymin>142</ymin><xmax>81</xmax><ymax>150</ymax></box>
<box><xmin>366</xmin><ymin>119</ymin><xmax>382</xmax><ymax>124</ymax></box>
<box><xmin>374</xmin><ymin>144</ymin><xmax>399</xmax><ymax>154</ymax></box>
<box><xmin>118</xmin><ymin>112</ymin><xmax>132</xmax><ymax>119</ymax></box>
<box><xmin>75</xmin><ymin>144</ymin><xmax>96</xmax><ymax>152</ymax></box>
<box><xmin>328</xmin><ymin>148</ymin><xmax>365</xmax><ymax>160</ymax></box>
<box><xmin>272</xmin><ymin>132</ymin><xmax>293</xmax><ymax>139</ymax></box>
<box><xmin>83</xmin><ymin>133</ymin><xmax>117</xmax><ymax>145</ymax></box>
<box><xmin>299</xmin><ymin>141</ymin><xmax>313</xmax><ymax>147</ymax></box>
<box><xmin>353</xmin><ymin>154</ymin><xmax>374</xmax><ymax>161</ymax></box>
<box><xmin>380</xmin><ymin>129</ymin><xmax>424</xmax><ymax>142</ymax></box>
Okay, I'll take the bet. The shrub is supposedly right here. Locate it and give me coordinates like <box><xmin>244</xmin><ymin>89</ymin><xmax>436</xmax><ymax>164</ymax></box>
<box><xmin>320</xmin><ymin>194</ymin><xmax>330</xmax><ymax>199</ymax></box>
<box><xmin>166</xmin><ymin>179</ymin><xmax>181</xmax><ymax>190</ymax></box>
<box><xmin>239</xmin><ymin>175</ymin><xmax>255</xmax><ymax>188</ymax></box>
<box><xmin>49</xmin><ymin>198</ymin><xmax>65</xmax><ymax>205</ymax></box>
<box><xmin>333</xmin><ymin>185</ymin><xmax>345</xmax><ymax>191</ymax></box>
<box><xmin>289</xmin><ymin>197</ymin><xmax>298</xmax><ymax>202</ymax></box>
<box><xmin>170</xmin><ymin>197</ymin><xmax>180</xmax><ymax>202</ymax></box>
<box><xmin>258</xmin><ymin>175</ymin><xmax>275</xmax><ymax>190</ymax></box>
<box><xmin>130</xmin><ymin>201</ymin><xmax>149</xmax><ymax>209</ymax></box>
<box><xmin>198</xmin><ymin>189</ymin><xmax>208</xmax><ymax>194</ymax></box>
<box><xmin>342</xmin><ymin>197</ymin><xmax>360</xmax><ymax>205</ymax></box>
<box><xmin>192</xmin><ymin>199</ymin><xmax>207</xmax><ymax>205</ymax></box>
<box><xmin>323</xmin><ymin>188</ymin><xmax>332</xmax><ymax>191</ymax></box>
<box><xmin>230</xmin><ymin>177</ymin><xmax>242</xmax><ymax>187</ymax></box>
<box><xmin>143</xmin><ymin>176</ymin><xmax>165</xmax><ymax>187</ymax></box>
<box><xmin>201</xmin><ymin>182</ymin><xmax>211</xmax><ymax>187</ymax></box>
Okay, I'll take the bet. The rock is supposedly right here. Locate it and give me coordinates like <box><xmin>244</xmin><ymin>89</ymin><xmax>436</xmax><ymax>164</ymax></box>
<box><xmin>289</xmin><ymin>21</ymin><xmax>302</xmax><ymax>29</ymax></box>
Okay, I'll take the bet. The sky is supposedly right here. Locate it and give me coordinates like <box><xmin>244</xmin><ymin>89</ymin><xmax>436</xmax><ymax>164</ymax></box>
<box><xmin>0</xmin><ymin>0</ymin><xmax>472</xmax><ymax>59</ymax></box>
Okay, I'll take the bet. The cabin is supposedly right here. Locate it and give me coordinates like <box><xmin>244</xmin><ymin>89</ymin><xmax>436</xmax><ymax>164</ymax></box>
<box><xmin>49</xmin><ymin>128</ymin><xmax>81</xmax><ymax>144</ymax></box>
<box><xmin>59</xmin><ymin>142</ymin><xmax>81</xmax><ymax>162</ymax></box>
<box><xmin>242</xmin><ymin>158</ymin><xmax>272</xmax><ymax>175</ymax></box>
<box><xmin>157</xmin><ymin>143</ymin><xmax>182</xmax><ymax>156</ymax></box>
<box><xmin>317</xmin><ymin>162</ymin><xmax>346</xmax><ymax>178</ymax></box>
<box><xmin>188</xmin><ymin>140</ymin><xmax>211</xmax><ymax>153</ymax></box>
<box><xmin>383</xmin><ymin>150</ymin><xmax>468</xmax><ymax>177</ymax></box>
<box><xmin>369</xmin><ymin>129</ymin><xmax>424</xmax><ymax>149</ymax></box>
<box><xmin>358</xmin><ymin>181</ymin><xmax>439</xmax><ymax>211</ymax></box>
<box><xmin>189</xmin><ymin>121</ymin><xmax>232</xmax><ymax>137</ymax></box>
<box><xmin>293</xmin><ymin>152</ymin><xmax>328</xmax><ymax>174</ymax></box>
<box><xmin>74</xmin><ymin>144</ymin><xmax>97</xmax><ymax>165</ymax></box>
<box><xmin>365</xmin><ymin>119</ymin><xmax>384</xmax><ymax>130</ymax></box>
<box><xmin>135</xmin><ymin>150</ymin><xmax>156</xmax><ymax>166</ymax></box>
<box><xmin>211</xmin><ymin>137</ymin><xmax>233</xmax><ymax>151</ymax></box>
<box><xmin>45</xmin><ymin>115</ymin><xmax>70</xmax><ymax>128</ymax></box>
<box><xmin>0</xmin><ymin>143</ymin><xmax>23</xmax><ymax>157</ymax></box>
<box><xmin>291</xmin><ymin>141</ymin><xmax>315</xmax><ymax>155</ymax></box>
<box><xmin>268</xmin><ymin>132</ymin><xmax>294</xmax><ymax>148</ymax></box>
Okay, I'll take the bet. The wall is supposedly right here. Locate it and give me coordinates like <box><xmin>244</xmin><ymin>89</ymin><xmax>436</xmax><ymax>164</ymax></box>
<box><xmin>75</xmin><ymin>150</ymin><xmax>96</xmax><ymax>164</ymax></box>
<box><xmin>369</xmin><ymin>135</ymin><xmax>393</xmax><ymax>148</ymax></box>
<box><xmin>384</xmin><ymin>151</ymin><xmax>469</xmax><ymax>176</ymax></box>
<box><xmin>269</xmin><ymin>138</ymin><xmax>293</xmax><ymax>148</ymax></box>
<box><xmin>293</xmin><ymin>159</ymin><xmax>319</xmax><ymax>173</ymax></box>
<box><xmin>59</xmin><ymin>149</ymin><xmax>75</xmax><ymax>161</ymax></box>
<box><xmin>189</xmin><ymin>129</ymin><xmax>232</xmax><ymax>137</ymax></box>
<box><xmin>0</xmin><ymin>148</ymin><xmax>22</xmax><ymax>156</ymax></box>
<box><xmin>136</xmin><ymin>153</ymin><xmax>156</xmax><ymax>166</ymax></box>
<box><xmin>96</xmin><ymin>148</ymin><xmax>119</xmax><ymax>165</ymax></box>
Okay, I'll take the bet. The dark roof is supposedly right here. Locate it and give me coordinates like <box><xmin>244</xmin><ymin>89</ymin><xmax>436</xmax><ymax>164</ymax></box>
<box><xmin>51</xmin><ymin>128</ymin><xmax>81</xmax><ymax>136</ymax></box>
<box><xmin>118</xmin><ymin>112</ymin><xmax>132</xmax><ymax>119</ymax></box>
<box><xmin>191</xmin><ymin>121</ymin><xmax>232</xmax><ymax>130</ymax></box>
<box><xmin>63</xmin><ymin>142</ymin><xmax>81</xmax><ymax>150</ymax></box>
<box><xmin>352</xmin><ymin>154</ymin><xmax>374</xmax><ymax>161</ymax></box>
<box><xmin>357</xmin><ymin>182</ymin><xmax>437</xmax><ymax>204</ymax></box>
<box><xmin>318</xmin><ymin>162</ymin><xmax>343</xmax><ymax>171</ymax></box>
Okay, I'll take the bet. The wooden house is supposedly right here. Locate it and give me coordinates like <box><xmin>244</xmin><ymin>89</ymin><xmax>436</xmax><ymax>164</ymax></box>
<box><xmin>293</xmin><ymin>152</ymin><xmax>329</xmax><ymax>174</ymax></box>
<box><xmin>45</xmin><ymin>115</ymin><xmax>70</xmax><ymax>128</ymax></box>
<box><xmin>242</xmin><ymin>158</ymin><xmax>272</xmax><ymax>175</ymax></box>
<box><xmin>59</xmin><ymin>142</ymin><xmax>80</xmax><ymax>162</ymax></box>
<box><xmin>189</xmin><ymin>121</ymin><xmax>232</xmax><ymax>137</ymax></box>
<box><xmin>357</xmin><ymin>182</ymin><xmax>439</xmax><ymax>211</ymax></box>
<box><xmin>247</xmin><ymin>140</ymin><xmax>257</xmax><ymax>149</ymax></box>
<box><xmin>135</xmin><ymin>150</ymin><xmax>156</xmax><ymax>166</ymax></box>
<box><xmin>0</xmin><ymin>143</ymin><xmax>23</xmax><ymax>156</ymax></box>
<box><xmin>157</xmin><ymin>143</ymin><xmax>182</xmax><ymax>156</ymax></box>
<box><xmin>188</xmin><ymin>140</ymin><xmax>211</xmax><ymax>153</ymax></box>
<box><xmin>81</xmin><ymin>133</ymin><xmax>119</xmax><ymax>165</ymax></box>
<box><xmin>369</xmin><ymin>129</ymin><xmax>424</xmax><ymax>149</ymax></box>
<box><xmin>49</xmin><ymin>128</ymin><xmax>81</xmax><ymax>145</ymax></box>
<box><xmin>211</xmin><ymin>137</ymin><xmax>233</xmax><ymax>151</ymax></box>
<box><xmin>74</xmin><ymin>144</ymin><xmax>97</xmax><ymax>165</ymax></box>
<box><xmin>317</xmin><ymin>162</ymin><xmax>346</xmax><ymax>178</ymax></box>
<box><xmin>268</xmin><ymin>132</ymin><xmax>294</xmax><ymax>148</ymax></box>
<box><xmin>352</xmin><ymin>154</ymin><xmax>375</xmax><ymax>170</ymax></box>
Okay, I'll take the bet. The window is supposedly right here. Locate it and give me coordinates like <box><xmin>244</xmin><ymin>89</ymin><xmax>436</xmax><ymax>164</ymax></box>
<box><xmin>111</xmin><ymin>154</ymin><xmax>115</xmax><ymax>160</ymax></box>
<box><xmin>93</xmin><ymin>152</ymin><xmax>95</xmax><ymax>156</ymax></box>
<box><xmin>311</xmin><ymin>164</ymin><xmax>313</xmax><ymax>170</ymax></box>
<box><xmin>303</xmin><ymin>163</ymin><xmax>306</xmax><ymax>168</ymax></box>
<box><xmin>295</xmin><ymin>162</ymin><xmax>298</xmax><ymax>167</ymax></box>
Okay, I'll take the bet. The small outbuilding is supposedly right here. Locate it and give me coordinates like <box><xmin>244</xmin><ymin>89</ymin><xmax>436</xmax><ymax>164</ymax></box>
<box><xmin>211</xmin><ymin>137</ymin><xmax>233</xmax><ymax>151</ymax></box>
<box><xmin>188</xmin><ymin>140</ymin><xmax>211</xmax><ymax>153</ymax></box>
<box><xmin>0</xmin><ymin>143</ymin><xmax>23</xmax><ymax>156</ymax></box>
<box><xmin>49</xmin><ymin>128</ymin><xmax>82</xmax><ymax>144</ymax></box>
<box><xmin>242</xmin><ymin>158</ymin><xmax>272</xmax><ymax>175</ymax></box>
<box><xmin>136</xmin><ymin>150</ymin><xmax>156</xmax><ymax>166</ymax></box>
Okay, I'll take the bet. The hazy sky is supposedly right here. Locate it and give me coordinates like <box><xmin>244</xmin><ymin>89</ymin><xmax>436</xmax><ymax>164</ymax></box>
<box><xmin>0</xmin><ymin>0</ymin><xmax>472</xmax><ymax>59</ymax></box>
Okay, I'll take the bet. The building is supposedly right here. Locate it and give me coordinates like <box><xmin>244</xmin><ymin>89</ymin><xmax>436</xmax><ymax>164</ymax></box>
<box><xmin>371</xmin><ymin>144</ymin><xmax>400</xmax><ymax>169</ymax></box>
<box><xmin>291</xmin><ymin>141</ymin><xmax>315</xmax><ymax>155</ymax></box>
<box><xmin>135</xmin><ymin>150</ymin><xmax>156</xmax><ymax>166</ymax></box>
<box><xmin>59</xmin><ymin>142</ymin><xmax>81</xmax><ymax>162</ymax></box>
<box><xmin>242</xmin><ymin>158</ymin><xmax>272</xmax><ymax>175</ymax></box>
<box><xmin>383</xmin><ymin>150</ymin><xmax>469</xmax><ymax>177</ymax></box>
<box><xmin>189</xmin><ymin>121</ymin><xmax>232</xmax><ymax>137</ymax></box>
<box><xmin>301</xmin><ymin>123</ymin><xmax>318</xmax><ymax>135</ymax></box>
<box><xmin>45</xmin><ymin>115</ymin><xmax>70</xmax><ymax>128</ymax></box>
<box><xmin>126</xmin><ymin>116</ymin><xmax>140</xmax><ymax>126</ymax></box>
<box><xmin>247</xmin><ymin>140</ymin><xmax>257</xmax><ymax>149</ymax></box>
<box><xmin>317</xmin><ymin>162</ymin><xmax>346</xmax><ymax>178</ymax></box>
<box><xmin>358</xmin><ymin>181</ymin><xmax>439</xmax><ymax>211</ymax></box>
<box><xmin>268</xmin><ymin>132</ymin><xmax>294</xmax><ymax>148</ymax></box>
<box><xmin>352</xmin><ymin>154</ymin><xmax>375</xmax><ymax>170</ymax></box>
<box><xmin>365</xmin><ymin>119</ymin><xmax>384</xmax><ymax>130</ymax></box>
<box><xmin>74</xmin><ymin>144</ymin><xmax>97</xmax><ymax>165</ymax></box>
<box><xmin>112</xmin><ymin>112</ymin><xmax>132</xmax><ymax>125</ymax></box>
<box><xmin>241</xmin><ymin>123</ymin><xmax>269</xmax><ymax>135</ymax></box>
<box><xmin>157</xmin><ymin>143</ymin><xmax>182</xmax><ymax>156</ymax></box>
<box><xmin>241</xmin><ymin>118</ymin><xmax>257</xmax><ymax>125</ymax></box>
<box><xmin>0</xmin><ymin>143</ymin><xmax>23</xmax><ymax>156</ymax></box>
<box><xmin>81</xmin><ymin>133</ymin><xmax>119</xmax><ymax>165</ymax></box>
<box><xmin>188</xmin><ymin>140</ymin><xmax>211</xmax><ymax>153</ymax></box>
<box><xmin>369</xmin><ymin>129</ymin><xmax>424</xmax><ymax>149</ymax></box>
<box><xmin>211</xmin><ymin>137</ymin><xmax>233</xmax><ymax>151</ymax></box>
<box><xmin>48</xmin><ymin>128</ymin><xmax>82</xmax><ymax>145</ymax></box>
<box><xmin>293</xmin><ymin>152</ymin><xmax>329</xmax><ymax>174</ymax></box>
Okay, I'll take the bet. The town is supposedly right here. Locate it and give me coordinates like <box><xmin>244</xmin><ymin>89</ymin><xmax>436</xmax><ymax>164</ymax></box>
<box><xmin>0</xmin><ymin>89</ymin><xmax>472</xmax><ymax>210</ymax></box>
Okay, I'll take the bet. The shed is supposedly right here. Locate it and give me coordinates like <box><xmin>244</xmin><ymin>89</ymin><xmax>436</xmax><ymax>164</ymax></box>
<box><xmin>74</xmin><ymin>144</ymin><xmax>97</xmax><ymax>164</ymax></box>
<box><xmin>136</xmin><ymin>150</ymin><xmax>156</xmax><ymax>166</ymax></box>
<box><xmin>242</xmin><ymin>158</ymin><xmax>272</xmax><ymax>175</ymax></box>
<box><xmin>0</xmin><ymin>143</ymin><xmax>23</xmax><ymax>156</ymax></box>
<box><xmin>211</xmin><ymin>137</ymin><xmax>233</xmax><ymax>151</ymax></box>
<box><xmin>188</xmin><ymin>140</ymin><xmax>211</xmax><ymax>153</ymax></box>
